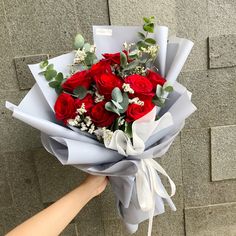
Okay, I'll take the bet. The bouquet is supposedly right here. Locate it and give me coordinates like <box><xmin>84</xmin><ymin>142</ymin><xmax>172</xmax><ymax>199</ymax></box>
<box><xmin>6</xmin><ymin>17</ymin><xmax>196</xmax><ymax>236</ymax></box>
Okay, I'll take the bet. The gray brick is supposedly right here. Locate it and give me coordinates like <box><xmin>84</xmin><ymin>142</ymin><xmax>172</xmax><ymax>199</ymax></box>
<box><xmin>209</xmin><ymin>34</ymin><xmax>236</xmax><ymax>69</ymax></box>
<box><xmin>76</xmin><ymin>218</ymin><xmax>105</xmax><ymax>236</ymax></box>
<box><xmin>14</xmin><ymin>54</ymin><xmax>48</xmax><ymax>90</ymax></box>
<box><xmin>3</xmin><ymin>0</ymin><xmax>78</xmax><ymax>56</ymax></box>
<box><xmin>208</xmin><ymin>0</ymin><xmax>236</xmax><ymax>37</ymax></box>
<box><xmin>176</xmin><ymin>0</ymin><xmax>208</xmax><ymax>71</ymax></box>
<box><xmin>179</xmin><ymin>68</ymin><xmax>236</xmax><ymax>129</ymax></box>
<box><xmin>185</xmin><ymin>202</ymin><xmax>236</xmax><ymax>236</ymax></box>
<box><xmin>0</xmin><ymin>0</ymin><xmax>18</xmax><ymax>90</ymax></box>
<box><xmin>75</xmin><ymin>0</ymin><xmax>110</xmax><ymax>42</ymax></box>
<box><xmin>181</xmin><ymin>128</ymin><xmax>236</xmax><ymax>207</ymax></box>
<box><xmin>61</xmin><ymin>223</ymin><xmax>78</xmax><ymax>236</ymax></box>
<box><xmin>108</xmin><ymin>0</ymin><xmax>176</xmax><ymax>33</ymax></box>
<box><xmin>33</xmin><ymin>148</ymin><xmax>86</xmax><ymax>203</ymax></box>
<box><xmin>211</xmin><ymin>125</ymin><xmax>236</xmax><ymax>181</ymax></box>
<box><xmin>0</xmin><ymin>181</ymin><xmax>13</xmax><ymax>209</ymax></box>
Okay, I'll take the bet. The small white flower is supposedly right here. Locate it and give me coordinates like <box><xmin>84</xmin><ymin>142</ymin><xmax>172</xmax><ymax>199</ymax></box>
<box><xmin>80</xmin><ymin>122</ymin><xmax>88</xmax><ymax>131</ymax></box>
<box><xmin>84</xmin><ymin>116</ymin><xmax>92</xmax><ymax>127</ymax></box>
<box><xmin>122</xmin><ymin>83</ymin><xmax>134</xmax><ymax>94</ymax></box>
<box><xmin>76</xmin><ymin>103</ymin><xmax>87</xmax><ymax>115</ymax></box>
<box><xmin>129</xmin><ymin>97</ymin><xmax>144</xmax><ymax>106</ymax></box>
<box><xmin>88</xmin><ymin>124</ymin><xmax>95</xmax><ymax>134</ymax></box>
<box><xmin>95</xmin><ymin>91</ymin><xmax>104</xmax><ymax>103</ymax></box>
<box><xmin>118</xmin><ymin>118</ymin><xmax>125</xmax><ymax>126</ymax></box>
<box><xmin>103</xmin><ymin>129</ymin><xmax>114</xmax><ymax>145</ymax></box>
<box><xmin>141</xmin><ymin>45</ymin><xmax>159</xmax><ymax>58</ymax></box>
<box><xmin>74</xmin><ymin>48</ymin><xmax>87</xmax><ymax>64</ymax></box>
<box><xmin>67</xmin><ymin>119</ymin><xmax>76</xmax><ymax>126</ymax></box>
<box><xmin>90</xmin><ymin>44</ymin><xmax>96</xmax><ymax>53</ymax></box>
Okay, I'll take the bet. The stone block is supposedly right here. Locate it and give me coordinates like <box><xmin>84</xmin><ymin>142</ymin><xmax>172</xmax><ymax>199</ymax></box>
<box><xmin>179</xmin><ymin>68</ymin><xmax>236</xmax><ymax>129</ymax></box>
<box><xmin>0</xmin><ymin>1</ymin><xmax>18</xmax><ymax>90</ymax></box>
<box><xmin>14</xmin><ymin>54</ymin><xmax>48</xmax><ymax>90</ymax></box>
<box><xmin>33</xmin><ymin>148</ymin><xmax>86</xmax><ymax>203</ymax></box>
<box><xmin>185</xmin><ymin>202</ymin><xmax>236</xmax><ymax>236</ymax></box>
<box><xmin>76</xmin><ymin>218</ymin><xmax>105</xmax><ymax>236</ymax></box>
<box><xmin>61</xmin><ymin>223</ymin><xmax>78</xmax><ymax>236</ymax></box>
<box><xmin>108</xmin><ymin>0</ymin><xmax>176</xmax><ymax>33</ymax></box>
<box><xmin>209</xmin><ymin>34</ymin><xmax>236</xmax><ymax>69</ymax></box>
<box><xmin>211</xmin><ymin>125</ymin><xmax>236</xmax><ymax>181</ymax></box>
<box><xmin>181</xmin><ymin>128</ymin><xmax>236</xmax><ymax>207</ymax></box>
<box><xmin>176</xmin><ymin>0</ymin><xmax>208</xmax><ymax>71</ymax></box>
<box><xmin>3</xmin><ymin>0</ymin><xmax>78</xmax><ymax>56</ymax></box>
<box><xmin>75</xmin><ymin>0</ymin><xmax>110</xmax><ymax>42</ymax></box>
<box><xmin>208</xmin><ymin>0</ymin><xmax>236</xmax><ymax>37</ymax></box>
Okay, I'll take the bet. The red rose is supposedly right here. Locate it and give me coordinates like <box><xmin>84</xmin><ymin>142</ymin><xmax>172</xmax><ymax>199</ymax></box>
<box><xmin>124</xmin><ymin>74</ymin><xmax>154</xmax><ymax>97</ymax></box>
<box><xmin>62</xmin><ymin>70</ymin><xmax>92</xmax><ymax>93</ymax></box>
<box><xmin>75</xmin><ymin>93</ymin><xmax>94</xmax><ymax>114</ymax></box>
<box><xmin>125</xmin><ymin>99</ymin><xmax>155</xmax><ymax>122</ymax></box>
<box><xmin>90</xmin><ymin>101</ymin><xmax>117</xmax><ymax>127</ymax></box>
<box><xmin>90</xmin><ymin>60</ymin><xmax>112</xmax><ymax>76</ymax></box>
<box><xmin>103</xmin><ymin>50</ymin><xmax>128</xmax><ymax>65</ymax></box>
<box><xmin>95</xmin><ymin>73</ymin><xmax>123</xmax><ymax>99</ymax></box>
<box><xmin>147</xmin><ymin>70</ymin><xmax>166</xmax><ymax>90</ymax></box>
<box><xmin>54</xmin><ymin>93</ymin><xmax>76</xmax><ymax>123</ymax></box>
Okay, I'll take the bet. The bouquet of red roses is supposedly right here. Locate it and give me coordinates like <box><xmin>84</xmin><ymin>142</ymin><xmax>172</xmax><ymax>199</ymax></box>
<box><xmin>6</xmin><ymin>17</ymin><xmax>196</xmax><ymax>236</ymax></box>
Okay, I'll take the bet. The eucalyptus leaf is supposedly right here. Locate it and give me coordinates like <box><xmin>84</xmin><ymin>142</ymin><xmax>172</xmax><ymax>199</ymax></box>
<box><xmin>44</xmin><ymin>69</ymin><xmax>57</xmax><ymax>81</ymax></box>
<box><xmin>55</xmin><ymin>72</ymin><xmax>63</xmax><ymax>82</ymax></box>
<box><xmin>84</xmin><ymin>52</ymin><xmax>96</xmax><ymax>66</ymax></box>
<box><xmin>143</xmin><ymin>23</ymin><xmax>154</xmax><ymax>33</ymax></box>
<box><xmin>83</xmin><ymin>43</ymin><xmax>91</xmax><ymax>52</ymax></box>
<box><xmin>74</xmin><ymin>34</ymin><xmax>84</xmax><ymax>49</ymax></box>
<box><xmin>138</xmin><ymin>32</ymin><xmax>145</xmax><ymax>40</ymax></box>
<box><xmin>123</xmin><ymin>60</ymin><xmax>140</xmax><ymax>71</ymax></box>
<box><xmin>143</xmin><ymin>17</ymin><xmax>151</xmax><ymax>23</ymax></box>
<box><xmin>111</xmin><ymin>100</ymin><xmax>123</xmax><ymax>109</ymax></box>
<box><xmin>163</xmin><ymin>82</ymin><xmax>174</xmax><ymax>92</ymax></box>
<box><xmin>39</xmin><ymin>60</ymin><xmax>48</xmax><ymax>69</ymax></box>
<box><xmin>119</xmin><ymin>93</ymin><xmax>129</xmax><ymax>113</ymax></box>
<box><xmin>156</xmin><ymin>84</ymin><xmax>163</xmax><ymax>98</ymax></box>
<box><xmin>73</xmin><ymin>86</ymin><xmax>87</xmax><ymax>99</ymax></box>
<box><xmin>120</xmin><ymin>51</ymin><xmax>127</xmax><ymax>67</ymax></box>
<box><xmin>152</xmin><ymin>96</ymin><xmax>165</xmax><ymax>107</ymax></box>
<box><xmin>145</xmin><ymin>38</ymin><xmax>156</xmax><ymax>45</ymax></box>
<box><xmin>111</xmin><ymin>87</ymin><xmax>123</xmax><ymax>103</ymax></box>
<box><xmin>55</xmin><ymin>86</ymin><xmax>63</xmax><ymax>95</ymax></box>
<box><xmin>105</xmin><ymin>102</ymin><xmax>120</xmax><ymax>115</ymax></box>
<box><xmin>46</xmin><ymin>64</ymin><xmax>54</xmax><ymax>70</ymax></box>
<box><xmin>137</xmin><ymin>41</ymin><xmax>148</xmax><ymax>49</ymax></box>
<box><xmin>49</xmin><ymin>80</ymin><xmax>60</xmax><ymax>88</ymax></box>
<box><xmin>125</xmin><ymin>122</ymin><xmax>133</xmax><ymax>138</ymax></box>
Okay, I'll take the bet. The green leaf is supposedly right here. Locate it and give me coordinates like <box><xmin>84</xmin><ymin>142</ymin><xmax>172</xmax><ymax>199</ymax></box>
<box><xmin>111</xmin><ymin>100</ymin><xmax>123</xmax><ymax>109</ymax></box>
<box><xmin>84</xmin><ymin>52</ymin><xmax>96</xmax><ymax>66</ymax></box>
<box><xmin>163</xmin><ymin>82</ymin><xmax>174</xmax><ymax>93</ymax></box>
<box><xmin>138</xmin><ymin>32</ymin><xmax>145</xmax><ymax>40</ymax></box>
<box><xmin>125</xmin><ymin>122</ymin><xmax>132</xmax><ymax>138</ymax></box>
<box><xmin>119</xmin><ymin>93</ymin><xmax>129</xmax><ymax>113</ymax></box>
<box><xmin>111</xmin><ymin>87</ymin><xmax>123</xmax><ymax>103</ymax></box>
<box><xmin>137</xmin><ymin>41</ymin><xmax>148</xmax><ymax>49</ymax></box>
<box><xmin>145</xmin><ymin>38</ymin><xmax>156</xmax><ymax>45</ymax></box>
<box><xmin>123</xmin><ymin>60</ymin><xmax>140</xmax><ymax>71</ymax></box>
<box><xmin>105</xmin><ymin>102</ymin><xmax>120</xmax><ymax>115</ymax></box>
<box><xmin>120</xmin><ymin>51</ymin><xmax>127</xmax><ymax>67</ymax></box>
<box><xmin>46</xmin><ymin>64</ymin><xmax>54</xmax><ymax>70</ymax></box>
<box><xmin>143</xmin><ymin>17</ymin><xmax>151</xmax><ymax>23</ymax></box>
<box><xmin>55</xmin><ymin>86</ymin><xmax>63</xmax><ymax>94</ymax></box>
<box><xmin>74</xmin><ymin>34</ymin><xmax>84</xmax><ymax>49</ymax></box>
<box><xmin>49</xmin><ymin>80</ymin><xmax>60</xmax><ymax>88</ymax></box>
<box><xmin>143</xmin><ymin>23</ymin><xmax>154</xmax><ymax>33</ymax></box>
<box><xmin>73</xmin><ymin>86</ymin><xmax>87</xmax><ymax>99</ymax></box>
<box><xmin>83</xmin><ymin>43</ymin><xmax>91</xmax><ymax>52</ymax></box>
<box><xmin>39</xmin><ymin>60</ymin><xmax>48</xmax><ymax>69</ymax></box>
<box><xmin>152</xmin><ymin>96</ymin><xmax>165</xmax><ymax>107</ymax></box>
<box><xmin>44</xmin><ymin>69</ymin><xmax>57</xmax><ymax>81</ymax></box>
<box><xmin>156</xmin><ymin>84</ymin><xmax>163</xmax><ymax>97</ymax></box>
<box><xmin>55</xmin><ymin>72</ymin><xmax>63</xmax><ymax>82</ymax></box>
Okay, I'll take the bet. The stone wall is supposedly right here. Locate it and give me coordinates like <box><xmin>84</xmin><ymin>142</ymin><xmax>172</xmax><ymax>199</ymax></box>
<box><xmin>0</xmin><ymin>0</ymin><xmax>235</xmax><ymax>235</ymax></box>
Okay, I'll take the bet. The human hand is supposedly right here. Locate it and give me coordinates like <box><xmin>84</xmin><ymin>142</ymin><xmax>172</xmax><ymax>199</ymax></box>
<box><xmin>82</xmin><ymin>174</ymin><xmax>108</xmax><ymax>198</ymax></box>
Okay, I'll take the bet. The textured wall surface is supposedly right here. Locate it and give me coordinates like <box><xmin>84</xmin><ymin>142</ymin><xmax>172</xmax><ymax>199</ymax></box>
<box><xmin>0</xmin><ymin>0</ymin><xmax>236</xmax><ymax>235</ymax></box>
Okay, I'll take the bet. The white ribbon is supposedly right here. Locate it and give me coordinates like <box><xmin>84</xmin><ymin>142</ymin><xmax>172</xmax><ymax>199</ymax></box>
<box><xmin>136</xmin><ymin>158</ymin><xmax>176</xmax><ymax>236</ymax></box>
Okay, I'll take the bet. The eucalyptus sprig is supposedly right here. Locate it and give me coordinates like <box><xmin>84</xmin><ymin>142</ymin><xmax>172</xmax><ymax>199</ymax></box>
<box><xmin>39</xmin><ymin>60</ymin><xmax>65</xmax><ymax>94</ymax></box>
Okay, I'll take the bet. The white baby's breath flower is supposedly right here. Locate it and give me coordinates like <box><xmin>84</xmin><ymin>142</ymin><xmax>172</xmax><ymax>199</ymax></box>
<box><xmin>90</xmin><ymin>44</ymin><xmax>96</xmax><ymax>53</ymax></box>
<box><xmin>141</xmin><ymin>45</ymin><xmax>159</xmax><ymax>58</ymax></box>
<box><xmin>129</xmin><ymin>97</ymin><xmax>144</xmax><ymax>106</ymax></box>
<box><xmin>76</xmin><ymin>103</ymin><xmax>87</xmax><ymax>115</ymax></box>
<box><xmin>74</xmin><ymin>48</ymin><xmax>87</xmax><ymax>64</ymax></box>
<box><xmin>88</xmin><ymin>124</ymin><xmax>95</xmax><ymax>134</ymax></box>
<box><xmin>103</xmin><ymin>129</ymin><xmax>114</xmax><ymax>146</ymax></box>
<box><xmin>122</xmin><ymin>83</ymin><xmax>134</xmax><ymax>94</ymax></box>
<box><xmin>67</xmin><ymin>119</ymin><xmax>76</xmax><ymax>126</ymax></box>
<box><xmin>80</xmin><ymin>122</ymin><xmax>88</xmax><ymax>131</ymax></box>
<box><xmin>84</xmin><ymin>116</ymin><xmax>92</xmax><ymax>127</ymax></box>
<box><xmin>95</xmin><ymin>91</ymin><xmax>104</xmax><ymax>103</ymax></box>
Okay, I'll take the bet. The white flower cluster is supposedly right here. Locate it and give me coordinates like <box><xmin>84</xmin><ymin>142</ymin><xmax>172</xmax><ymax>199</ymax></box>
<box><xmin>122</xmin><ymin>83</ymin><xmax>134</xmax><ymax>94</ymax></box>
<box><xmin>76</xmin><ymin>103</ymin><xmax>87</xmax><ymax>115</ymax></box>
<box><xmin>123</xmin><ymin>41</ymin><xmax>135</xmax><ymax>51</ymax></box>
<box><xmin>141</xmin><ymin>45</ymin><xmax>159</xmax><ymax>58</ymax></box>
<box><xmin>133</xmin><ymin>66</ymin><xmax>147</xmax><ymax>75</ymax></box>
<box><xmin>129</xmin><ymin>97</ymin><xmax>144</xmax><ymax>106</ymax></box>
<box><xmin>74</xmin><ymin>48</ymin><xmax>87</xmax><ymax>64</ymax></box>
<box><xmin>94</xmin><ymin>91</ymin><xmax>104</xmax><ymax>103</ymax></box>
<box><xmin>94</xmin><ymin>128</ymin><xmax>114</xmax><ymax>144</ymax></box>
